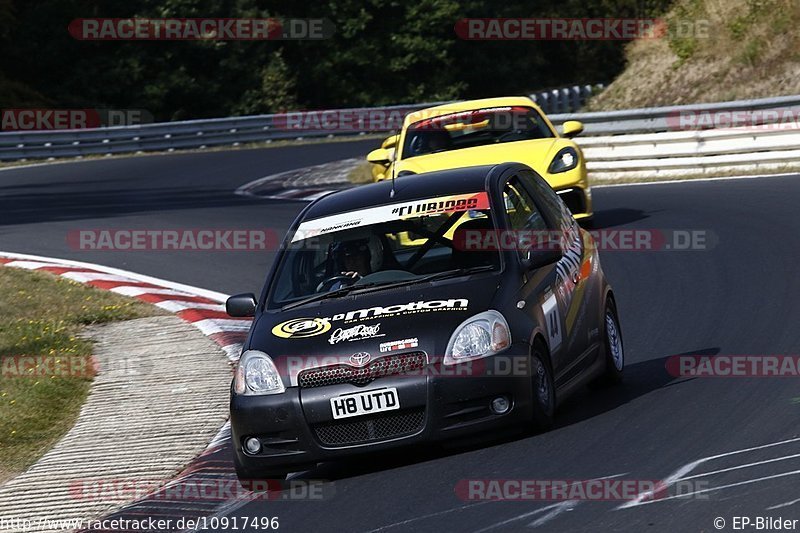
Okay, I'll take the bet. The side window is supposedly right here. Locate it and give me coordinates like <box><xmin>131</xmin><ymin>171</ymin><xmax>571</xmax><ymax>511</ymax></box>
<box><xmin>519</xmin><ymin>170</ymin><xmax>572</xmax><ymax>227</ymax></box>
<box><xmin>503</xmin><ymin>176</ymin><xmax>548</xmax><ymax>258</ymax></box>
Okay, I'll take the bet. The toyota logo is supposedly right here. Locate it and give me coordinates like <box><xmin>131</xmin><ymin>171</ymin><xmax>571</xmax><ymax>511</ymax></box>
<box><xmin>349</xmin><ymin>352</ymin><xmax>371</xmax><ymax>367</ymax></box>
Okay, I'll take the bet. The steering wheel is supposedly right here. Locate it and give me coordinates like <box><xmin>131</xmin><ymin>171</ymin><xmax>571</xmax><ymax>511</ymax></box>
<box><xmin>316</xmin><ymin>274</ymin><xmax>360</xmax><ymax>293</ymax></box>
<box><xmin>497</xmin><ymin>130</ymin><xmax>524</xmax><ymax>142</ymax></box>
<box><xmin>409</xmin><ymin>135</ymin><xmax>424</xmax><ymax>155</ymax></box>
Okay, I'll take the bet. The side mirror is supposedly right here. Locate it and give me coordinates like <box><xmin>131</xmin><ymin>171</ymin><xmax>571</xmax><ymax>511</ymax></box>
<box><xmin>522</xmin><ymin>246</ymin><xmax>563</xmax><ymax>271</ymax></box>
<box><xmin>561</xmin><ymin>120</ymin><xmax>584</xmax><ymax>138</ymax></box>
<box><xmin>381</xmin><ymin>134</ymin><xmax>399</xmax><ymax>150</ymax></box>
<box><xmin>226</xmin><ymin>293</ymin><xmax>257</xmax><ymax>317</ymax></box>
<box><xmin>367</xmin><ymin>147</ymin><xmax>392</xmax><ymax>166</ymax></box>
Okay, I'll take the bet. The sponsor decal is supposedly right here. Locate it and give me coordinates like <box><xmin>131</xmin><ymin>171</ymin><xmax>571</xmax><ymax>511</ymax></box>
<box><xmin>272</xmin><ymin>317</ymin><xmax>331</xmax><ymax>339</ymax></box>
<box><xmin>273</xmin><ymin>299</ymin><xmax>469</xmax><ymax>339</ymax></box>
<box><xmin>541</xmin><ymin>294</ymin><xmax>562</xmax><ymax>351</ymax></box>
<box><xmin>379</xmin><ymin>338</ymin><xmax>419</xmax><ymax>353</ymax></box>
<box><xmin>328</xmin><ymin>323</ymin><xmax>384</xmax><ymax>345</ymax></box>
<box><xmin>292</xmin><ymin>193</ymin><xmax>490</xmax><ymax>242</ymax></box>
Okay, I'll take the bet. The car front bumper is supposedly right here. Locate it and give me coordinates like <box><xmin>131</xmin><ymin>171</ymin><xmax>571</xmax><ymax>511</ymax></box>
<box><xmin>231</xmin><ymin>347</ymin><xmax>534</xmax><ymax>476</ymax></box>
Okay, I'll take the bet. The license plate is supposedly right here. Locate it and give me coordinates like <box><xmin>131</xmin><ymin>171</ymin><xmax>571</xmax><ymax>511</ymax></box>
<box><xmin>330</xmin><ymin>388</ymin><xmax>400</xmax><ymax>420</ymax></box>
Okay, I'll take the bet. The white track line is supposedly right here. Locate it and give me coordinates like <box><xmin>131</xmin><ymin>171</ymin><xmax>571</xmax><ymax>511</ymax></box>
<box><xmin>677</xmin><ymin>452</ymin><xmax>800</xmax><ymax>482</ymax></box>
<box><xmin>473</xmin><ymin>503</ymin><xmax>575</xmax><ymax>533</ymax></box>
<box><xmin>618</xmin><ymin>436</ymin><xmax>800</xmax><ymax>509</ymax></box>
<box><xmin>767</xmin><ymin>497</ymin><xmax>800</xmax><ymax>510</ymax></box>
<box><xmin>472</xmin><ymin>473</ymin><xmax>627</xmax><ymax>532</ymax></box>
<box><xmin>627</xmin><ymin>469</ymin><xmax>800</xmax><ymax>506</ymax></box>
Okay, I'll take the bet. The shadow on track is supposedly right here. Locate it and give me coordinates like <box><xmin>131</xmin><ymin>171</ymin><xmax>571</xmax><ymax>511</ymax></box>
<box><xmin>0</xmin><ymin>186</ymin><xmax>270</xmax><ymax>226</ymax></box>
<box><xmin>290</xmin><ymin>350</ymin><xmax>719</xmax><ymax>483</ymax></box>
<box><xmin>589</xmin><ymin>207</ymin><xmax>653</xmax><ymax>229</ymax></box>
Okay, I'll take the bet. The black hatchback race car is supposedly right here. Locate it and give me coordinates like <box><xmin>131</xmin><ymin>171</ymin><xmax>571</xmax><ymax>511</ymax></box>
<box><xmin>226</xmin><ymin>162</ymin><xmax>624</xmax><ymax>481</ymax></box>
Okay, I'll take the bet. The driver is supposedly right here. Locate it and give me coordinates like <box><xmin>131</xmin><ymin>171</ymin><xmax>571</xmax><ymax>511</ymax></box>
<box><xmin>331</xmin><ymin>238</ymin><xmax>372</xmax><ymax>278</ymax></box>
<box><xmin>425</xmin><ymin>130</ymin><xmax>451</xmax><ymax>153</ymax></box>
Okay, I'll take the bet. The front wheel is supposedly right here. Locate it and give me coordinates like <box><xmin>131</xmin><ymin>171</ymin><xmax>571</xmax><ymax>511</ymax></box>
<box><xmin>599</xmin><ymin>298</ymin><xmax>625</xmax><ymax>384</ymax></box>
<box><xmin>530</xmin><ymin>347</ymin><xmax>555</xmax><ymax>430</ymax></box>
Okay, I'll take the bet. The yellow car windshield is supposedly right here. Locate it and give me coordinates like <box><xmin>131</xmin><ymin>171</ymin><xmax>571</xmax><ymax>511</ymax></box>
<box><xmin>402</xmin><ymin>106</ymin><xmax>554</xmax><ymax>159</ymax></box>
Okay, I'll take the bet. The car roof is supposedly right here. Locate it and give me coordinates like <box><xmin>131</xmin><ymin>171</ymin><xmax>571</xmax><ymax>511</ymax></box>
<box><xmin>403</xmin><ymin>96</ymin><xmax>540</xmax><ymax>128</ymax></box>
<box><xmin>300</xmin><ymin>164</ymin><xmax>507</xmax><ymax>221</ymax></box>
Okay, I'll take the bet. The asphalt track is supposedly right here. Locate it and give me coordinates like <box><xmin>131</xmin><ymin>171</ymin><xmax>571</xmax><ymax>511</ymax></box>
<box><xmin>2</xmin><ymin>141</ymin><xmax>800</xmax><ymax>532</ymax></box>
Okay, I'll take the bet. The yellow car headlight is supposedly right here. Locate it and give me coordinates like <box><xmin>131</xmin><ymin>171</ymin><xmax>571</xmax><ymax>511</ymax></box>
<box><xmin>548</xmin><ymin>147</ymin><xmax>579</xmax><ymax>174</ymax></box>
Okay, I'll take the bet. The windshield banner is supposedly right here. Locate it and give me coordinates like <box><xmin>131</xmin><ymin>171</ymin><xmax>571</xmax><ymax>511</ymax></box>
<box><xmin>291</xmin><ymin>191</ymin><xmax>490</xmax><ymax>242</ymax></box>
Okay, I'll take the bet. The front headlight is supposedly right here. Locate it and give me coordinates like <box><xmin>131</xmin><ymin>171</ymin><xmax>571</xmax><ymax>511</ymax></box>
<box><xmin>548</xmin><ymin>147</ymin><xmax>579</xmax><ymax>174</ymax></box>
<box><xmin>444</xmin><ymin>310</ymin><xmax>511</xmax><ymax>365</ymax></box>
<box><xmin>234</xmin><ymin>350</ymin><xmax>285</xmax><ymax>395</ymax></box>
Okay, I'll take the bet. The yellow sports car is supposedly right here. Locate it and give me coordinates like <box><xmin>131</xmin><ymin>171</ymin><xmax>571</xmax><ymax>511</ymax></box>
<box><xmin>367</xmin><ymin>96</ymin><xmax>592</xmax><ymax>224</ymax></box>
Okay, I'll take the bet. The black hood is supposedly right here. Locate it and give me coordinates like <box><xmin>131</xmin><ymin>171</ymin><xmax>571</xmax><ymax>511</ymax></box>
<box><xmin>249</xmin><ymin>275</ymin><xmax>500</xmax><ymax>380</ymax></box>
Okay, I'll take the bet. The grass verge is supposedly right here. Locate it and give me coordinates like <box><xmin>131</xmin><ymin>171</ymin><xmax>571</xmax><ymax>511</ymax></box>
<box><xmin>0</xmin><ymin>267</ymin><xmax>160</xmax><ymax>484</ymax></box>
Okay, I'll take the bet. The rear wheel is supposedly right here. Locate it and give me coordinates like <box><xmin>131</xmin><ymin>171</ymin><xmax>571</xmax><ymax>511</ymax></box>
<box><xmin>530</xmin><ymin>344</ymin><xmax>555</xmax><ymax>430</ymax></box>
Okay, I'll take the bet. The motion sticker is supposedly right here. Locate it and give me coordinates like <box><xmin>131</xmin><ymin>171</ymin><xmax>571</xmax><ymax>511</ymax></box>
<box><xmin>273</xmin><ymin>299</ymin><xmax>469</xmax><ymax>339</ymax></box>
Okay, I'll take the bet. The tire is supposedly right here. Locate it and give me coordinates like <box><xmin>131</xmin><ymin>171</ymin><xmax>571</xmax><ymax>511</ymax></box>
<box><xmin>530</xmin><ymin>344</ymin><xmax>556</xmax><ymax>430</ymax></box>
<box><xmin>599</xmin><ymin>298</ymin><xmax>625</xmax><ymax>384</ymax></box>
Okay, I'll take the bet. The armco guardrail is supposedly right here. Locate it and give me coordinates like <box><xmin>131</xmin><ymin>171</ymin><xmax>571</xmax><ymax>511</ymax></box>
<box><xmin>0</xmin><ymin>86</ymin><xmax>603</xmax><ymax>162</ymax></box>
<box><xmin>2</xmin><ymin>92</ymin><xmax>800</xmax><ymax>171</ymax></box>
<box><xmin>578</xmin><ymin>125</ymin><xmax>800</xmax><ymax>180</ymax></box>
<box><xmin>0</xmin><ymin>103</ymin><xmax>434</xmax><ymax>162</ymax></box>
<box><xmin>551</xmin><ymin>93</ymin><xmax>800</xmax><ymax>135</ymax></box>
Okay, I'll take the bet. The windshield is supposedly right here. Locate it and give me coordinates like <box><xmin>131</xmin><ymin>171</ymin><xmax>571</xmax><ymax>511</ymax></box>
<box><xmin>269</xmin><ymin>192</ymin><xmax>499</xmax><ymax>305</ymax></box>
<box><xmin>401</xmin><ymin>106</ymin><xmax>554</xmax><ymax>159</ymax></box>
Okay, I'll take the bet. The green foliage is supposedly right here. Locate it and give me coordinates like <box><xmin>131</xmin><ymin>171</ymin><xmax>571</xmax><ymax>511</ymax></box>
<box><xmin>0</xmin><ymin>0</ymin><xmax>672</xmax><ymax>120</ymax></box>
<box><xmin>739</xmin><ymin>38</ymin><xmax>763</xmax><ymax>66</ymax></box>
<box><xmin>666</xmin><ymin>0</ymin><xmax>704</xmax><ymax>64</ymax></box>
